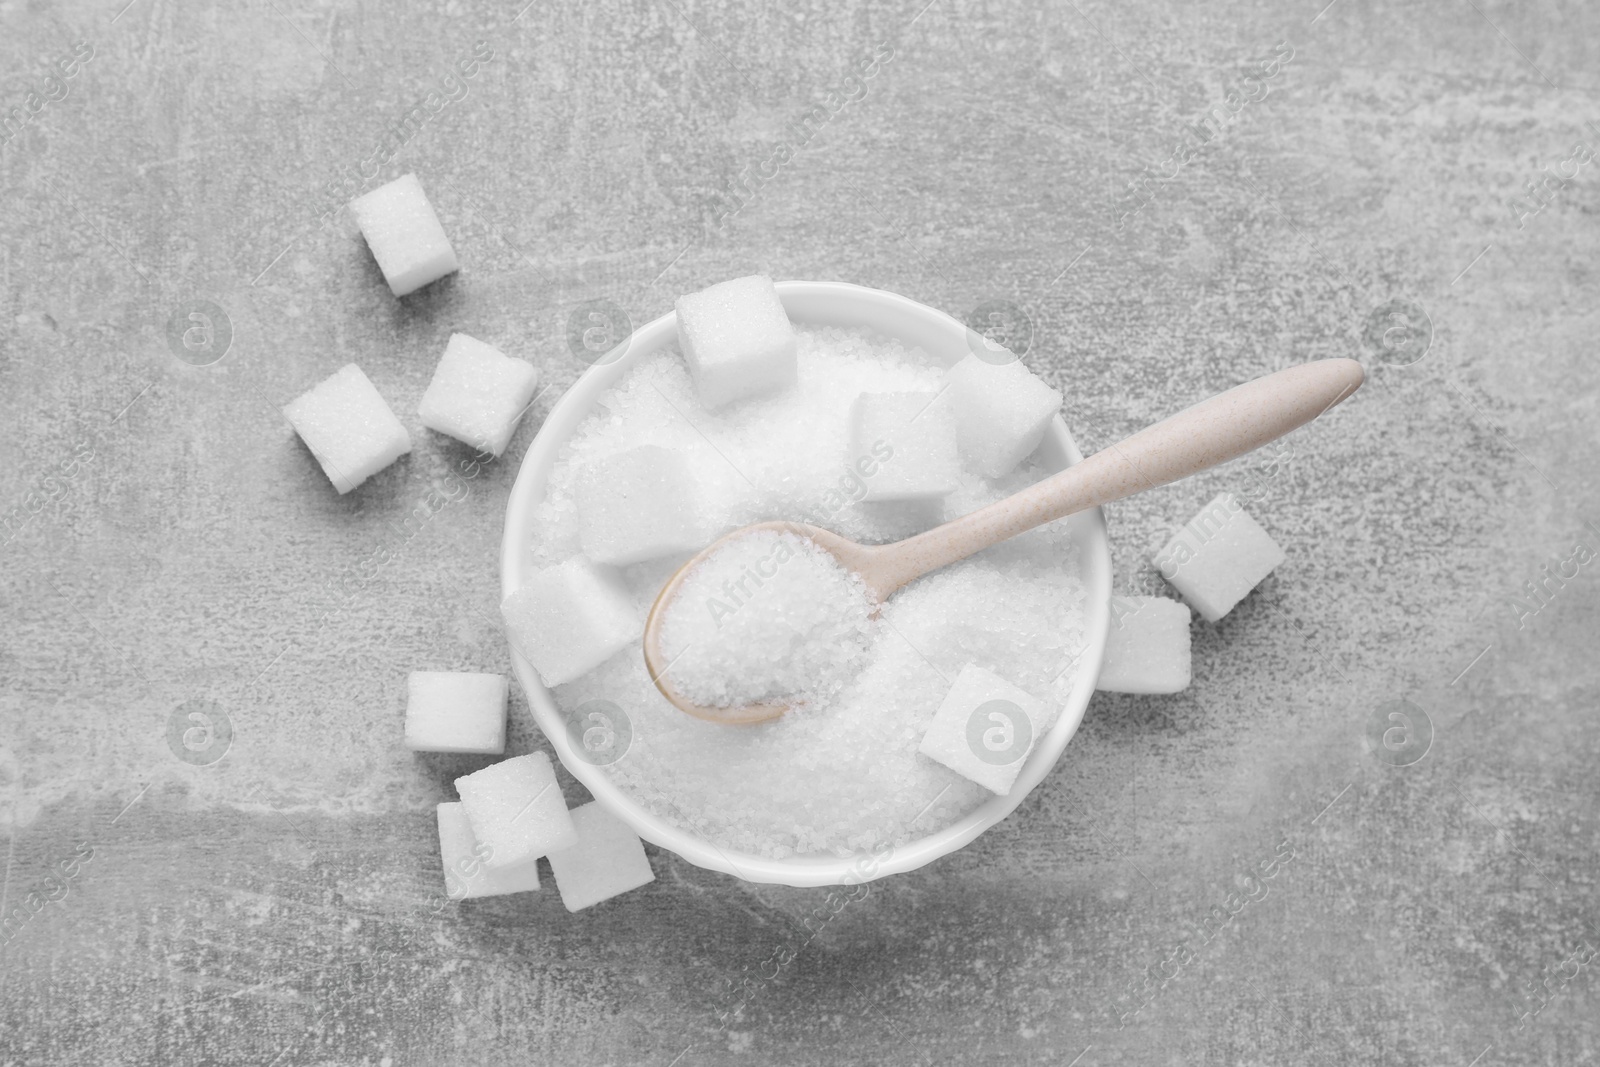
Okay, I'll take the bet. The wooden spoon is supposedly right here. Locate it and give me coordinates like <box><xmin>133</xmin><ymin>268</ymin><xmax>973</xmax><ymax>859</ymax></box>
<box><xmin>644</xmin><ymin>358</ymin><xmax>1364</xmax><ymax>724</ymax></box>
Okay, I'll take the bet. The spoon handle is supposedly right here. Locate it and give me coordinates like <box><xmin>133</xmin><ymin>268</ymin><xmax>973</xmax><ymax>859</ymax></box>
<box><xmin>869</xmin><ymin>358</ymin><xmax>1365</xmax><ymax>596</ymax></box>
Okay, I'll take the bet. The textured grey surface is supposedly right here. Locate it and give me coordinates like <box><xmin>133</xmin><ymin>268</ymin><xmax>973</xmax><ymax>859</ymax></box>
<box><xmin>2</xmin><ymin>0</ymin><xmax>1598</xmax><ymax>1063</ymax></box>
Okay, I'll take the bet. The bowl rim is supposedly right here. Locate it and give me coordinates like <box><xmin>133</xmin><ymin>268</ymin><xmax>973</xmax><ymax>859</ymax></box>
<box><xmin>500</xmin><ymin>279</ymin><xmax>1112</xmax><ymax>887</ymax></box>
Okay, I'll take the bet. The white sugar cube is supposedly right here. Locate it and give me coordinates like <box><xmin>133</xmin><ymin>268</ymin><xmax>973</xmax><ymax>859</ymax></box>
<box><xmin>436</xmin><ymin>802</ymin><xmax>540</xmax><ymax>899</ymax></box>
<box><xmin>455</xmin><ymin>752</ymin><xmax>577</xmax><ymax>871</ymax></box>
<box><xmin>1153</xmin><ymin>493</ymin><xmax>1285</xmax><ymax>622</ymax></box>
<box><xmin>674</xmin><ymin>275</ymin><xmax>797</xmax><ymax>409</ymax></box>
<box><xmin>942</xmin><ymin>354</ymin><xmax>1062</xmax><ymax>478</ymax></box>
<box><xmin>404</xmin><ymin>671</ymin><xmax>508</xmax><ymax>754</ymax></box>
<box><xmin>501</xmin><ymin>559</ymin><xmax>641</xmax><ymax>687</ymax></box>
<box><xmin>1096</xmin><ymin>597</ymin><xmax>1192</xmax><ymax>694</ymax></box>
<box><xmin>546</xmin><ymin>801</ymin><xmax>655</xmax><ymax>912</ymax></box>
<box><xmin>917</xmin><ymin>664</ymin><xmax>1057</xmax><ymax>795</ymax></box>
<box><xmin>849</xmin><ymin>391</ymin><xmax>960</xmax><ymax>502</ymax></box>
<box><xmin>576</xmin><ymin>446</ymin><xmax>705</xmax><ymax>565</ymax></box>
<box><xmin>418</xmin><ymin>333</ymin><xmax>539</xmax><ymax>457</ymax></box>
<box><xmin>349</xmin><ymin>173</ymin><xmax>460</xmax><ymax>297</ymax></box>
<box><xmin>282</xmin><ymin>363</ymin><xmax>411</xmax><ymax>493</ymax></box>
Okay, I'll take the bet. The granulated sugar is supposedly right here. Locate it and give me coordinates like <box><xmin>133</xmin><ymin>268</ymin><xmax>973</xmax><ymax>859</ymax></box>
<box><xmin>529</xmin><ymin>326</ymin><xmax>1087</xmax><ymax>858</ymax></box>
<box><xmin>659</xmin><ymin>530</ymin><xmax>874</xmax><ymax>709</ymax></box>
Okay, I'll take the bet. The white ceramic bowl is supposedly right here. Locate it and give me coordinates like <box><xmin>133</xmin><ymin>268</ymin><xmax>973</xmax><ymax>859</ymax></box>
<box><xmin>501</xmin><ymin>280</ymin><xmax>1112</xmax><ymax>887</ymax></box>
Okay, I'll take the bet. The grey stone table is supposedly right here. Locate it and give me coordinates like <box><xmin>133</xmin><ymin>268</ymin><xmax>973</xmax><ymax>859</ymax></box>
<box><xmin>2</xmin><ymin>0</ymin><xmax>1596</xmax><ymax>1063</ymax></box>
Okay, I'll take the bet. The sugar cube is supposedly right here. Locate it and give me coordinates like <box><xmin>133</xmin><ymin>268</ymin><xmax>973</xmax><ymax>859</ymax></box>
<box><xmin>404</xmin><ymin>671</ymin><xmax>508</xmax><ymax>754</ymax></box>
<box><xmin>1096</xmin><ymin>597</ymin><xmax>1192</xmax><ymax>694</ymax></box>
<box><xmin>1153</xmin><ymin>493</ymin><xmax>1285</xmax><ymax>622</ymax></box>
<box><xmin>417</xmin><ymin>333</ymin><xmax>539</xmax><ymax>457</ymax></box>
<box><xmin>917</xmin><ymin>664</ymin><xmax>1057</xmax><ymax>795</ymax></box>
<box><xmin>675</xmin><ymin>275</ymin><xmax>797</xmax><ymax>409</ymax></box>
<box><xmin>942</xmin><ymin>354</ymin><xmax>1063</xmax><ymax>478</ymax></box>
<box><xmin>455</xmin><ymin>752</ymin><xmax>577</xmax><ymax>870</ymax></box>
<box><xmin>436</xmin><ymin>802</ymin><xmax>540</xmax><ymax>899</ymax></box>
<box><xmin>576</xmin><ymin>446</ymin><xmax>705</xmax><ymax>565</ymax></box>
<box><xmin>501</xmin><ymin>559</ymin><xmax>641</xmax><ymax>687</ymax></box>
<box><xmin>282</xmin><ymin>363</ymin><xmax>411</xmax><ymax>493</ymax></box>
<box><xmin>349</xmin><ymin>173</ymin><xmax>460</xmax><ymax>297</ymax></box>
<box><xmin>546</xmin><ymin>801</ymin><xmax>655</xmax><ymax>912</ymax></box>
<box><xmin>849</xmin><ymin>391</ymin><xmax>960</xmax><ymax>501</ymax></box>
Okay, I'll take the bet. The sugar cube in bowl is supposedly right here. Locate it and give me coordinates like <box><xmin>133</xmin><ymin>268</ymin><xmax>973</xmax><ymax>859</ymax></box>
<box><xmin>918</xmin><ymin>664</ymin><xmax>1059</xmax><ymax>795</ymax></box>
<box><xmin>675</xmin><ymin>275</ymin><xmax>797</xmax><ymax>409</ymax></box>
<box><xmin>501</xmin><ymin>559</ymin><xmax>640</xmax><ymax>687</ymax></box>
<box><xmin>943</xmin><ymin>353</ymin><xmax>1063</xmax><ymax>478</ymax></box>
<box><xmin>500</xmin><ymin>281</ymin><xmax>1112</xmax><ymax>887</ymax></box>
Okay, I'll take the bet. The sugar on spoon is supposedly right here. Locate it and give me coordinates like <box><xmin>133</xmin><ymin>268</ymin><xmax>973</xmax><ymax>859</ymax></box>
<box><xmin>644</xmin><ymin>358</ymin><xmax>1364</xmax><ymax>725</ymax></box>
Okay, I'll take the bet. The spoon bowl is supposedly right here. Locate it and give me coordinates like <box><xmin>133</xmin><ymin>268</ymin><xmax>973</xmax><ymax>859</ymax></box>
<box><xmin>642</xmin><ymin>520</ymin><xmax>870</xmax><ymax>724</ymax></box>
